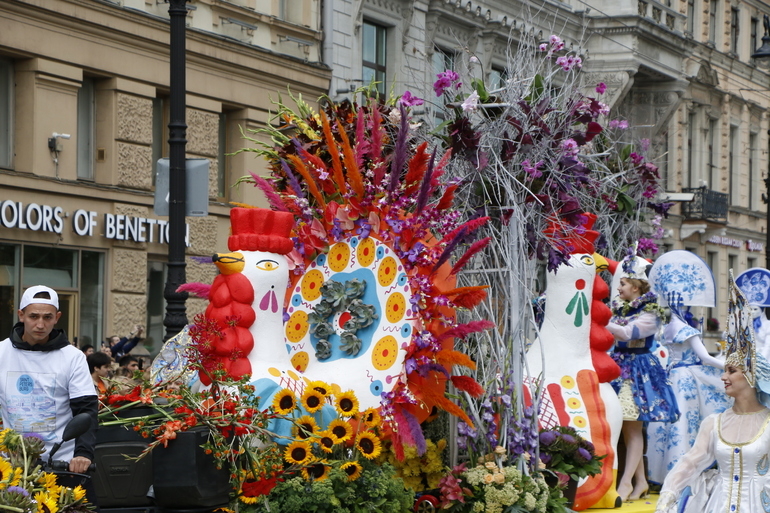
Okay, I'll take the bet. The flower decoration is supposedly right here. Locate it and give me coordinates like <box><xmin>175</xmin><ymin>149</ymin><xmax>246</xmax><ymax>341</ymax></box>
<box><xmin>537</xmin><ymin>425</ymin><xmax>604</xmax><ymax>480</ymax></box>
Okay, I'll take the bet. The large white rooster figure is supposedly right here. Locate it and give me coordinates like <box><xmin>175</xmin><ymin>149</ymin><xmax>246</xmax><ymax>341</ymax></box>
<box><xmin>525</xmin><ymin>216</ymin><xmax>623</xmax><ymax>510</ymax></box>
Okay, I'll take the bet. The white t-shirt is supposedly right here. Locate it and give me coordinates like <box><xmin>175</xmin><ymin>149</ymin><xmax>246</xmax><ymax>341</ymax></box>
<box><xmin>0</xmin><ymin>338</ymin><xmax>95</xmax><ymax>462</ymax></box>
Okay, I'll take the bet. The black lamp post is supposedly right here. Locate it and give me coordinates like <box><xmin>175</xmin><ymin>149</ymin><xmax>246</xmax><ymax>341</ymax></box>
<box><xmin>752</xmin><ymin>14</ymin><xmax>770</xmax><ymax>269</ymax></box>
<box><xmin>163</xmin><ymin>0</ymin><xmax>189</xmax><ymax>341</ymax></box>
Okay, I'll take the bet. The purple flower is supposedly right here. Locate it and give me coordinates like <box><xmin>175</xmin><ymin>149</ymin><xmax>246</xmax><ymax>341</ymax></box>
<box><xmin>576</xmin><ymin>447</ymin><xmax>592</xmax><ymax>463</ymax></box>
<box><xmin>522</xmin><ymin>159</ymin><xmax>544</xmax><ymax>179</ymax></box>
<box><xmin>539</xmin><ymin>452</ymin><xmax>552</xmax><ymax>464</ymax></box>
<box><xmin>433</xmin><ymin>70</ymin><xmax>461</xmax><ymax>97</ymax></box>
<box><xmin>561</xmin><ymin>139</ymin><xmax>579</xmax><ymax>157</ymax></box>
<box><xmin>399</xmin><ymin>90</ymin><xmax>424</xmax><ymax>107</ymax></box>
<box><xmin>24</xmin><ymin>432</ymin><xmax>43</xmax><ymax>440</ymax></box>
<box><xmin>539</xmin><ymin>430</ymin><xmax>558</xmax><ymax>446</ymax></box>
<box><xmin>638</xmin><ymin>238</ymin><xmax>659</xmax><ymax>255</ymax></box>
<box><xmin>629</xmin><ymin>152</ymin><xmax>644</xmax><ymax>166</ymax></box>
<box><xmin>595</xmin><ymin>82</ymin><xmax>607</xmax><ymax>94</ymax></box>
<box><xmin>539</xmin><ymin>43</ymin><xmax>548</xmax><ymax>51</ymax></box>
<box><xmin>561</xmin><ymin>434</ymin><xmax>576</xmax><ymax>445</ymax></box>
<box><xmin>549</xmin><ymin>35</ymin><xmax>565</xmax><ymax>51</ymax></box>
<box><xmin>7</xmin><ymin>486</ymin><xmax>29</xmax><ymax>497</ymax></box>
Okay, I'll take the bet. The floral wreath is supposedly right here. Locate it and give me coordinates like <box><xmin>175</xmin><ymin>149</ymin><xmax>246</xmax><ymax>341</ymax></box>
<box><xmin>611</xmin><ymin>291</ymin><xmax>665</xmax><ymax>322</ymax></box>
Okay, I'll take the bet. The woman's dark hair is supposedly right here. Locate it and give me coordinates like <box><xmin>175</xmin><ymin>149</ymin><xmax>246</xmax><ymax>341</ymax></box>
<box><xmin>87</xmin><ymin>352</ymin><xmax>112</xmax><ymax>374</ymax></box>
<box><xmin>81</xmin><ymin>344</ymin><xmax>94</xmax><ymax>354</ymax></box>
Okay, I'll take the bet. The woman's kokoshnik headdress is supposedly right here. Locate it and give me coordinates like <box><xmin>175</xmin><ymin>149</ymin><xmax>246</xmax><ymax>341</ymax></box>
<box><xmin>726</xmin><ymin>269</ymin><xmax>770</xmax><ymax>391</ymax></box>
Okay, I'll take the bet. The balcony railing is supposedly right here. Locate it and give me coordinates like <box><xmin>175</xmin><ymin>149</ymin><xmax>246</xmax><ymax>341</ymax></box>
<box><xmin>681</xmin><ymin>187</ymin><xmax>728</xmax><ymax>223</ymax></box>
<box><xmin>637</xmin><ymin>0</ymin><xmax>685</xmax><ymax>32</ymax></box>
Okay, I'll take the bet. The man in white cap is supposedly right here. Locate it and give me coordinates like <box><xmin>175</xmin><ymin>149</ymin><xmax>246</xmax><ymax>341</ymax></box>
<box><xmin>0</xmin><ymin>285</ymin><xmax>97</xmax><ymax>475</ymax></box>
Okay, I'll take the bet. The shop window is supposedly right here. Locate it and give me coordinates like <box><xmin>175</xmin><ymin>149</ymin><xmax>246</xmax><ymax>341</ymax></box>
<box><xmin>0</xmin><ymin>58</ymin><xmax>12</xmax><ymax>169</ymax></box>
<box><xmin>23</xmin><ymin>246</ymin><xmax>77</xmax><ymax>289</ymax></box>
<box><xmin>146</xmin><ymin>260</ymin><xmax>167</xmax><ymax>354</ymax></box>
<box><xmin>748</xmin><ymin>256</ymin><xmax>757</xmax><ymax>269</ymax></box>
<box><xmin>77</xmin><ymin>77</ymin><xmax>95</xmax><ymax>181</ymax></box>
<box><xmin>79</xmin><ymin>251</ymin><xmax>104</xmax><ymax>349</ymax></box>
<box><xmin>362</xmin><ymin>21</ymin><xmax>387</xmax><ymax>96</ymax></box>
<box><xmin>0</xmin><ymin>243</ymin><xmax>20</xmax><ymax>338</ymax></box>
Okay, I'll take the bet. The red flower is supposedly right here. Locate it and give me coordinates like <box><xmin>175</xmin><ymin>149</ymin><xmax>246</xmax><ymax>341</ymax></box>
<box><xmin>241</xmin><ymin>476</ymin><xmax>280</xmax><ymax>497</ymax></box>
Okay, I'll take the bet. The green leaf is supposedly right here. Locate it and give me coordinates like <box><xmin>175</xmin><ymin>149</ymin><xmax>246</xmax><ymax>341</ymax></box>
<box><xmin>525</xmin><ymin>74</ymin><xmax>545</xmax><ymax>103</ymax></box>
<box><xmin>471</xmin><ymin>78</ymin><xmax>490</xmax><ymax>102</ymax></box>
<box><xmin>619</xmin><ymin>144</ymin><xmax>632</xmax><ymax>162</ymax></box>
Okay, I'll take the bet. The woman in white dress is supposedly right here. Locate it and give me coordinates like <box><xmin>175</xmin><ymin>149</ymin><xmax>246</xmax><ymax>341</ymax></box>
<box><xmin>656</xmin><ymin>275</ymin><xmax>770</xmax><ymax>513</ymax></box>
<box><xmin>646</xmin><ymin>308</ymin><xmax>730</xmax><ymax>485</ymax></box>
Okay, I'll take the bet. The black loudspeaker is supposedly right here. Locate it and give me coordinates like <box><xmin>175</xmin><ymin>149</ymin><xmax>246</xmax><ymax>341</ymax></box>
<box><xmin>93</xmin><ymin>427</ymin><xmax>153</xmax><ymax>507</ymax></box>
<box><xmin>151</xmin><ymin>428</ymin><xmax>230</xmax><ymax>511</ymax></box>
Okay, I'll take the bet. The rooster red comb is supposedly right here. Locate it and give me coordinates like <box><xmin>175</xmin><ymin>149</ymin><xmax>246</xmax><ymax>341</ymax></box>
<box><xmin>544</xmin><ymin>213</ymin><xmax>600</xmax><ymax>255</ymax></box>
<box><xmin>228</xmin><ymin>207</ymin><xmax>295</xmax><ymax>255</ymax></box>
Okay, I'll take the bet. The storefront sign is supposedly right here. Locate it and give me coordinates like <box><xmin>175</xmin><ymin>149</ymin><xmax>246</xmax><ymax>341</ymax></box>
<box><xmin>0</xmin><ymin>200</ymin><xmax>189</xmax><ymax>245</ymax></box>
<box><xmin>707</xmin><ymin>234</ymin><xmax>765</xmax><ymax>253</ymax></box>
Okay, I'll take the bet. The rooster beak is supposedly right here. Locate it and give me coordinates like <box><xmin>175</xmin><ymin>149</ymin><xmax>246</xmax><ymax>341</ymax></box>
<box><xmin>593</xmin><ymin>253</ymin><xmax>609</xmax><ymax>271</ymax></box>
<box><xmin>212</xmin><ymin>252</ymin><xmax>245</xmax><ymax>275</ymax></box>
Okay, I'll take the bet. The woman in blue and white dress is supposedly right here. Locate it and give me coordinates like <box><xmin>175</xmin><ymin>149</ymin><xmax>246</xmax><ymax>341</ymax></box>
<box><xmin>646</xmin><ymin>309</ymin><xmax>730</xmax><ymax>485</ymax></box>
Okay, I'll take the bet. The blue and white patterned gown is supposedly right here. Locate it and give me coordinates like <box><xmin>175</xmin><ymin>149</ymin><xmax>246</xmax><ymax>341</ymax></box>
<box><xmin>607</xmin><ymin>297</ymin><xmax>680</xmax><ymax>423</ymax></box>
<box><xmin>646</xmin><ymin>316</ymin><xmax>731</xmax><ymax>484</ymax></box>
<box><xmin>656</xmin><ymin>408</ymin><xmax>770</xmax><ymax>513</ymax></box>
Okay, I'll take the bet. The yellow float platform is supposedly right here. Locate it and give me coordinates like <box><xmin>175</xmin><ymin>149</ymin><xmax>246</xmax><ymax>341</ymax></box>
<box><xmin>588</xmin><ymin>493</ymin><xmax>657</xmax><ymax>513</ymax></box>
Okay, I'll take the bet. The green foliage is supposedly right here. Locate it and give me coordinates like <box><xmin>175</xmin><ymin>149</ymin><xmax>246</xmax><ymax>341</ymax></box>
<box><xmin>245</xmin><ymin>462</ymin><xmax>414</xmax><ymax>513</ymax></box>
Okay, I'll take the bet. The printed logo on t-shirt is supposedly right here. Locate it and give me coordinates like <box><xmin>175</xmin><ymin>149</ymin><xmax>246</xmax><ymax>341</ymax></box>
<box><xmin>6</xmin><ymin>371</ymin><xmax>56</xmax><ymax>437</ymax></box>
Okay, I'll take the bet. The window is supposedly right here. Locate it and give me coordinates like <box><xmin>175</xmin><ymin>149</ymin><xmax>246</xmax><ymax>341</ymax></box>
<box><xmin>709</xmin><ymin>0</ymin><xmax>718</xmax><ymax>44</ymax></box>
<box><xmin>748</xmin><ymin>256</ymin><xmax>757</xmax><ymax>269</ymax></box>
<box><xmin>729</xmin><ymin>125</ymin><xmax>737</xmax><ymax>204</ymax></box>
<box><xmin>77</xmin><ymin>77</ymin><xmax>95</xmax><ymax>180</ymax></box>
<box><xmin>432</xmin><ymin>47</ymin><xmax>456</xmax><ymax>125</ymax></box>
<box><xmin>0</xmin><ymin>243</ymin><xmax>104</xmax><ymax>346</ymax></box>
<box><xmin>728</xmin><ymin>254</ymin><xmax>738</xmax><ymax>276</ymax></box>
<box><xmin>707</xmin><ymin>251</ymin><xmax>718</xmax><ymax>323</ymax></box>
<box><xmin>731</xmin><ymin>7</ymin><xmax>740</xmax><ymax>55</ymax></box>
<box><xmin>687</xmin><ymin>111</ymin><xmax>696</xmax><ymax>187</ymax></box>
<box><xmin>217</xmin><ymin>112</ymin><xmax>227</xmax><ymax>198</ymax></box>
<box><xmin>152</xmin><ymin>97</ymin><xmax>168</xmax><ymax>186</ymax></box>
<box><xmin>707</xmin><ymin>118</ymin><xmax>717</xmax><ymax>188</ymax></box>
<box><xmin>146</xmin><ymin>261</ymin><xmax>167</xmax><ymax>353</ymax></box>
<box><xmin>362</xmin><ymin>21</ymin><xmax>387</xmax><ymax>97</ymax></box>
<box><xmin>0</xmin><ymin>58</ymin><xmax>13</xmax><ymax>169</ymax></box>
<box><xmin>687</xmin><ymin>0</ymin><xmax>695</xmax><ymax>34</ymax></box>
<box><xmin>489</xmin><ymin>67</ymin><xmax>509</xmax><ymax>91</ymax></box>
<box><xmin>752</xmin><ymin>17</ymin><xmax>759</xmax><ymax>62</ymax></box>
<box><xmin>750</xmin><ymin>132</ymin><xmax>758</xmax><ymax>209</ymax></box>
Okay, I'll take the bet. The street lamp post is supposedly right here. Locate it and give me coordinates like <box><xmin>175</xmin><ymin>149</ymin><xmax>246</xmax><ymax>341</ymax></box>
<box><xmin>163</xmin><ymin>0</ymin><xmax>189</xmax><ymax>340</ymax></box>
<box><xmin>752</xmin><ymin>14</ymin><xmax>770</xmax><ymax>269</ymax></box>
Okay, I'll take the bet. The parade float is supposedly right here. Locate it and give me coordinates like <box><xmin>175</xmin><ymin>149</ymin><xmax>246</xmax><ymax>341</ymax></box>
<box><xmin>88</xmin><ymin>30</ymin><xmax>672</xmax><ymax>513</ymax></box>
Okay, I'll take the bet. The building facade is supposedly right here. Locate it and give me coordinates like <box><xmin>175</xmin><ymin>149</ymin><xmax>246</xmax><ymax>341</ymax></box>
<box><xmin>326</xmin><ymin>0</ymin><xmax>770</xmax><ymax>349</ymax></box>
<box><xmin>0</xmin><ymin>0</ymin><xmax>329</xmax><ymax>353</ymax></box>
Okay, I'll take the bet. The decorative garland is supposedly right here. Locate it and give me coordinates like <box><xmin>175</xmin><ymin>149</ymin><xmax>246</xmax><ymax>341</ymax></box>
<box><xmin>611</xmin><ymin>291</ymin><xmax>665</xmax><ymax>323</ymax></box>
<box><xmin>308</xmin><ymin>278</ymin><xmax>377</xmax><ymax>359</ymax></box>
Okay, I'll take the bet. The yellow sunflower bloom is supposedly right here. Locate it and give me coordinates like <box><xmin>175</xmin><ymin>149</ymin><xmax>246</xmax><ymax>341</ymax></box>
<box><xmin>340</xmin><ymin>461</ymin><xmax>364</xmax><ymax>481</ymax></box>
<box><xmin>284</xmin><ymin>440</ymin><xmax>313</xmax><ymax>465</ymax></box>
<box><xmin>360</xmin><ymin>408</ymin><xmax>382</xmax><ymax>427</ymax></box>
<box><xmin>0</xmin><ymin>458</ymin><xmax>12</xmax><ymax>486</ymax></box>
<box><xmin>72</xmin><ymin>485</ymin><xmax>87</xmax><ymax>502</ymax></box>
<box><xmin>301</xmin><ymin>460</ymin><xmax>330</xmax><ymax>481</ymax></box>
<box><xmin>307</xmin><ymin>380</ymin><xmax>331</xmax><ymax>397</ymax></box>
<box><xmin>0</xmin><ymin>429</ymin><xmax>10</xmax><ymax>451</ymax></box>
<box><xmin>34</xmin><ymin>491</ymin><xmax>59</xmax><ymax>513</ymax></box>
<box><xmin>293</xmin><ymin>415</ymin><xmax>319</xmax><ymax>439</ymax></box>
<box><xmin>300</xmin><ymin>389</ymin><xmax>325</xmax><ymax>413</ymax></box>
<box><xmin>335</xmin><ymin>390</ymin><xmax>359</xmax><ymax>417</ymax></box>
<box><xmin>328</xmin><ymin>419</ymin><xmax>353</xmax><ymax>442</ymax></box>
<box><xmin>239</xmin><ymin>495</ymin><xmax>260</xmax><ymax>505</ymax></box>
<box><xmin>9</xmin><ymin>467</ymin><xmax>22</xmax><ymax>487</ymax></box>
<box><xmin>315</xmin><ymin>430</ymin><xmax>337</xmax><ymax>453</ymax></box>
<box><xmin>356</xmin><ymin>432</ymin><xmax>382</xmax><ymax>459</ymax></box>
<box><xmin>272</xmin><ymin>389</ymin><xmax>297</xmax><ymax>415</ymax></box>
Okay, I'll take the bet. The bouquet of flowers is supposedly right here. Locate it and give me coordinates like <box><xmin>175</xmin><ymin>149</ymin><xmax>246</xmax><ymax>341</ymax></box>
<box><xmin>438</xmin><ymin>454</ymin><xmax>552</xmax><ymax>513</ymax></box>
<box><xmin>0</xmin><ymin>429</ymin><xmax>92</xmax><ymax>513</ymax></box>
<box><xmin>537</xmin><ymin>426</ymin><xmax>604</xmax><ymax>480</ymax></box>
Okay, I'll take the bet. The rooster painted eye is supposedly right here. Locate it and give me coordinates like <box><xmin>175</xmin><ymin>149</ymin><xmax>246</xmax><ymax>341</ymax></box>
<box><xmin>256</xmin><ymin>259</ymin><xmax>279</xmax><ymax>271</ymax></box>
<box><xmin>580</xmin><ymin>255</ymin><xmax>594</xmax><ymax>266</ymax></box>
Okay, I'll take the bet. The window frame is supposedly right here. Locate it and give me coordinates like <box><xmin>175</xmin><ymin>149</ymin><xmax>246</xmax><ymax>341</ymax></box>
<box><xmin>77</xmin><ymin>77</ymin><xmax>96</xmax><ymax>181</ymax></box>
<box><xmin>362</xmin><ymin>20</ymin><xmax>387</xmax><ymax>97</ymax></box>
<box><xmin>0</xmin><ymin>58</ymin><xmax>13</xmax><ymax>169</ymax></box>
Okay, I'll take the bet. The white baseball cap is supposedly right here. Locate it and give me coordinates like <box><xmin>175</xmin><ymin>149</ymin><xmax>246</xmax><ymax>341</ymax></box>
<box><xmin>20</xmin><ymin>285</ymin><xmax>59</xmax><ymax>311</ymax></box>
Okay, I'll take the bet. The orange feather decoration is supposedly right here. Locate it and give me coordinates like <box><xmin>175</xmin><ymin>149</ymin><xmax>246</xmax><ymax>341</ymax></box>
<box><xmin>336</xmin><ymin>120</ymin><xmax>365</xmax><ymax>199</ymax></box>
<box><xmin>404</xmin><ymin>142</ymin><xmax>430</xmax><ymax>195</ymax></box>
<box><xmin>436</xmin><ymin>349</ymin><xmax>477</xmax><ymax>370</ymax></box>
<box><xmin>320</xmin><ymin>110</ymin><xmax>347</xmax><ymax>196</ymax></box>
<box><xmin>287</xmin><ymin>154</ymin><xmax>326</xmax><ymax>209</ymax></box>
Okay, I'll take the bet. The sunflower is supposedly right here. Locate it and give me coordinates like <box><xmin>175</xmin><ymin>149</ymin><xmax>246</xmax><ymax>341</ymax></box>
<box><xmin>293</xmin><ymin>415</ymin><xmax>319</xmax><ymax>439</ymax></box>
<box><xmin>0</xmin><ymin>459</ymin><xmax>12</xmax><ymax>488</ymax></box>
<box><xmin>356</xmin><ymin>432</ymin><xmax>382</xmax><ymax>459</ymax></box>
<box><xmin>340</xmin><ymin>461</ymin><xmax>363</xmax><ymax>481</ymax></box>
<box><xmin>72</xmin><ymin>485</ymin><xmax>87</xmax><ymax>502</ymax></box>
<box><xmin>272</xmin><ymin>389</ymin><xmax>297</xmax><ymax>415</ymax></box>
<box><xmin>301</xmin><ymin>460</ymin><xmax>330</xmax><ymax>481</ymax></box>
<box><xmin>335</xmin><ymin>390</ymin><xmax>359</xmax><ymax>417</ymax></box>
<box><xmin>0</xmin><ymin>429</ymin><xmax>10</xmax><ymax>451</ymax></box>
<box><xmin>328</xmin><ymin>419</ymin><xmax>353</xmax><ymax>442</ymax></box>
<box><xmin>307</xmin><ymin>380</ymin><xmax>331</xmax><ymax>397</ymax></box>
<box><xmin>239</xmin><ymin>494</ymin><xmax>260</xmax><ymax>505</ymax></box>
<box><xmin>315</xmin><ymin>430</ymin><xmax>337</xmax><ymax>453</ymax></box>
<box><xmin>360</xmin><ymin>407</ymin><xmax>382</xmax><ymax>427</ymax></box>
<box><xmin>300</xmin><ymin>389</ymin><xmax>325</xmax><ymax>413</ymax></box>
<box><xmin>284</xmin><ymin>440</ymin><xmax>313</xmax><ymax>465</ymax></box>
<box><xmin>34</xmin><ymin>491</ymin><xmax>59</xmax><ymax>513</ymax></box>
<box><xmin>37</xmin><ymin>472</ymin><xmax>58</xmax><ymax>493</ymax></box>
